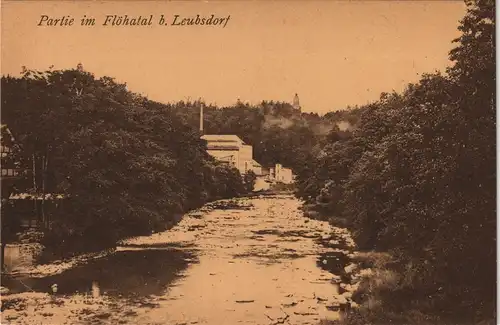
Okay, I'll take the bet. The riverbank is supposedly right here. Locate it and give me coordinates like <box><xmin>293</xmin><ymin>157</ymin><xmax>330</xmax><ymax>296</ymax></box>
<box><xmin>324</xmin><ymin>252</ymin><xmax>497</xmax><ymax>325</ymax></box>
<box><xmin>2</xmin><ymin>191</ymin><xmax>290</xmax><ymax>276</ymax></box>
<box><xmin>2</xmin><ymin>195</ymin><xmax>360</xmax><ymax>325</ymax></box>
<box><xmin>301</xmin><ymin>204</ymin><xmax>497</xmax><ymax>325</ymax></box>
<box><xmin>2</xmin><ymin>197</ymin><xmax>255</xmax><ymax>277</ymax></box>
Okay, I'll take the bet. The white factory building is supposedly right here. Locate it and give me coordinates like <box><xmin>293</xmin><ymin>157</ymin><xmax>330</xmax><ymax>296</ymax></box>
<box><xmin>198</xmin><ymin>102</ymin><xmax>293</xmax><ymax>183</ymax></box>
<box><xmin>198</xmin><ymin>101</ymin><xmax>263</xmax><ymax>176</ymax></box>
<box><xmin>201</xmin><ymin>134</ymin><xmax>263</xmax><ymax>176</ymax></box>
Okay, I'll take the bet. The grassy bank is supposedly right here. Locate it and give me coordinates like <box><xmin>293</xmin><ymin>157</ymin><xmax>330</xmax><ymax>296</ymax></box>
<box><xmin>325</xmin><ymin>250</ymin><xmax>496</xmax><ymax>325</ymax></box>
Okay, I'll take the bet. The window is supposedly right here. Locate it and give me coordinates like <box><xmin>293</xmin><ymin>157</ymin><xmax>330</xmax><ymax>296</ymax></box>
<box><xmin>1</xmin><ymin>169</ymin><xmax>18</xmax><ymax>177</ymax></box>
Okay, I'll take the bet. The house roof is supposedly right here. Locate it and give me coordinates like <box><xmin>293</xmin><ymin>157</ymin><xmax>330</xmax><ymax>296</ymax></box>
<box><xmin>1</xmin><ymin>124</ymin><xmax>15</xmax><ymax>142</ymax></box>
<box><xmin>1</xmin><ymin>124</ymin><xmax>17</xmax><ymax>154</ymax></box>
<box><xmin>252</xmin><ymin>159</ymin><xmax>262</xmax><ymax>167</ymax></box>
<box><xmin>214</xmin><ymin>154</ymin><xmax>236</xmax><ymax>161</ymax></box>
<box><xmin>207</xmin><ymin>145</ymin><xmax>240</xmax><ymax>150</ymax></box>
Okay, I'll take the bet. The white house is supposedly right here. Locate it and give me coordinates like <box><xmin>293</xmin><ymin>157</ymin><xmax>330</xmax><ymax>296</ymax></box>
<box><xmin>1</xmin><ymin>124</ymin><xmax>22</xmax><ymax>179</ymax></box>
<box><xmin>268</xmin><ymin>163</ymin><xmax>294</xmax><ymax>184</ymax></box>
<box><xmin>251</xmin><ymin>159</ymin><xmax>262</xmax><ymax>176</ymax></box>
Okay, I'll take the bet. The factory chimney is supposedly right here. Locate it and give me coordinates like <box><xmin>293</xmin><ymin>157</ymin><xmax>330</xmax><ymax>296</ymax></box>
<box><xmin>199</xmin><ymin>102</ymin><xmax>204</xmax><ymax>134</ymax></box>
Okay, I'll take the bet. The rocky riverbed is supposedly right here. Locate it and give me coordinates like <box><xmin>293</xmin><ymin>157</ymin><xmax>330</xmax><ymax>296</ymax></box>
<box><xmin>2</xmin><ymin>195</ymin><xmax>369</xmax><ymax>325</ymax></box>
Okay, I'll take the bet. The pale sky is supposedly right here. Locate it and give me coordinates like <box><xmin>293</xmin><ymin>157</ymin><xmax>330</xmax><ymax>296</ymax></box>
<box><xmin>1</xmin><ymin>1</ymin><xmax>466</xmax><ymax>114</ymax></box>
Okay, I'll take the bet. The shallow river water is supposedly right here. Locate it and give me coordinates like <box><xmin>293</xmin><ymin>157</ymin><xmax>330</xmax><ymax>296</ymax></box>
<box><xmin>2</xmin><ymin>195</ymin><xmax>355</xmax><ymax>325</ymax></box>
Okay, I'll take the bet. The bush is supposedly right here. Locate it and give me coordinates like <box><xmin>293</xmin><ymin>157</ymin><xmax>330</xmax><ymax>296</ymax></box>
<box><xmin>242</xmin><ymin>170</ymin><xmax>257</xmax><ymax>193</ymax></box>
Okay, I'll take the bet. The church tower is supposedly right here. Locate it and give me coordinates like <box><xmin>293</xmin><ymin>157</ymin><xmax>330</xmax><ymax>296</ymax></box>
<box><xmin>293</xmin><ymin>93</ymin><xmax>301</xmax><ymax>112</ymax></box>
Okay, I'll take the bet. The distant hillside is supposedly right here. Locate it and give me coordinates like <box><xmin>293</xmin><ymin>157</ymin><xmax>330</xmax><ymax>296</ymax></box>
<box><xmin>157</xmin><ymin>100</ymin><xmax>365</xmax><ymax>172</ymax></box>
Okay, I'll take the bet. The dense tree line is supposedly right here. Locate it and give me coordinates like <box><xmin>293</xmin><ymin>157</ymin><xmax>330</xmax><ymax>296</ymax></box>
<box><xmin>162</xmin><ymin>97</ymin><xmax>363</xmax><ymax>174</ymax></box>
<box><xmin>296</xmin><ymin>0</ymin><xmax>495</xmax><ymax>323</ymax></box>
<box><xmin>1</xmin><ymin>67</ymin><xmax>247</xmax><ymax>255</ymax></box>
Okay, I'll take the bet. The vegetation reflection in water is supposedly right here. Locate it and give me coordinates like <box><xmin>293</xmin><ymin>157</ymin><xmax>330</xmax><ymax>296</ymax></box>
<box><xmin>2</xmin><ymin>247</ymin><xmax>198</xmax><ymax>300</ymax></box>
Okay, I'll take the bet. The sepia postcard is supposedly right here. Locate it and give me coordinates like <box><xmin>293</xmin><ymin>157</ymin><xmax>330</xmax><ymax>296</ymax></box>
<box><xmin>0</xmin><ymin>1</ymin><xmax>496</xmax><ymax>325</ymax></box>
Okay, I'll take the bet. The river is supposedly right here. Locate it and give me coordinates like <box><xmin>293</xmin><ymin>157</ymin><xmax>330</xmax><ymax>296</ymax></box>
<box><xmin>1</xmin><ymin>194</ymin><xmax>356</xmax><ymax>325</ymax></box>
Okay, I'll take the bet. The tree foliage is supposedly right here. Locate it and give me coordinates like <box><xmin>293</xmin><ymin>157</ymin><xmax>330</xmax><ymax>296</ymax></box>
<box><xmin>1</xmin><ymin>68</ymin><xmax>246</xmax><ymax>252</ymax></box>
<box><xmin>243</xmin><ymin>170</ymin><xmax>257</xmax><ymax>193</ymax></box>
<box><xmin>295</xmin><ymin>0</ymin><xmax>495</xmax><ymax>322</ymax></box>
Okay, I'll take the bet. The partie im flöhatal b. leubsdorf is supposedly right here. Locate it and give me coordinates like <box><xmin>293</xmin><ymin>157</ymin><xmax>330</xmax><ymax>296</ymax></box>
<box><xmin>37</xmin><ymin>14</ymin><xmax>231</xmax><ymax>28</ymax></box>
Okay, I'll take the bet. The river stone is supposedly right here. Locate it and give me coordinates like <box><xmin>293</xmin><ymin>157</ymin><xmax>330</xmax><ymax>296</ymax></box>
<box><xmin>281</xmin><ymin>299</ymin><xmax>299</xmax><ymax>307</ymax></box>
<box><xmin>315</xmin><ymin>295</ymin><xmax>328</xmax><ymax>302</ymax></box>
<box><xmin>344</xmin><ymin>283</ymin><xmax>359</xmax><ymax>292</ymax></box>
<box><xmin>330</xmin><ymin>275</ymin><xmax>341</xmax><ymax>283</ymax></box>
<box><xmin>336</xmin><ymin>295</ymin><xmax>348</xmax><ymax>304</ymax></box>
<box><xmin>294</xmin><ymin>310</ymin><xmax>319</xmax><ymax>316</ymax></box>
<box><xmin>344</xmin><ymin>263</ymin><xmax>357</xmax><ymax>274</ymax></box>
